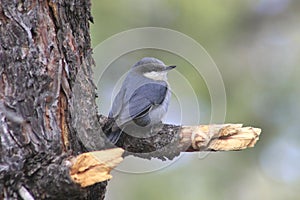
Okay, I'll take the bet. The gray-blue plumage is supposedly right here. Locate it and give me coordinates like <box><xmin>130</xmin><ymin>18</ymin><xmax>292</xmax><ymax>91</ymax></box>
<box><xmin>132</xmin><ymin>57</ymin><xmax>165</xmax><ymax>68</ymax></box>
<box><xmin>107</xmin><ymin>57</ymin><xmax>175</xmax><ymax>143</ymax></box>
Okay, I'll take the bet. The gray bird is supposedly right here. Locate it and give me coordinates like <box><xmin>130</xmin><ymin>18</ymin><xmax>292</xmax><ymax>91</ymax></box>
<box><xmin>107</xmin><ymin>57</ymin><xmax>176</xmax><ymax>143</ymax></box>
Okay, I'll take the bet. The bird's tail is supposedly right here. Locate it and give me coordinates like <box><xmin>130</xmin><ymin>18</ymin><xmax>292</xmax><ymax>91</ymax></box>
<box><xmin>104</xmin><ymin>117</ymin><xmax>122</xmax><ymax>144</ymax></box>
<box><xmin>107</xmin><ymin>128</ymin><xmax>122</xmax><ymax>144</ymax></box>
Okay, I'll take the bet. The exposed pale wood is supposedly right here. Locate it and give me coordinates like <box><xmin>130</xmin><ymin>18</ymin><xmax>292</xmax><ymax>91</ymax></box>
<box><xmin>180</xmin><ymin>124</ymin><xmax>261</xmax><ymax>151</ymax></box>
<box><xmin>70</xmin><ymin>148</ymin><xmax>124</xmax><ymax>187</ymax></box>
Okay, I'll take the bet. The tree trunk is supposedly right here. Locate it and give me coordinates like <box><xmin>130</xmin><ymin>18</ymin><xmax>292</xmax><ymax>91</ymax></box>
<box><xmin>0</xmin><ymin>0</ymin><xmax>107</xmax><ymax>199</ymax></box>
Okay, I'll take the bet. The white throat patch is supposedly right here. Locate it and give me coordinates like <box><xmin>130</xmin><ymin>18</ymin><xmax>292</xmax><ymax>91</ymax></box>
<box><xmin>143</xmin><ymin>71</ymin><xmax>167</xmax><ymax>81</ymax></box>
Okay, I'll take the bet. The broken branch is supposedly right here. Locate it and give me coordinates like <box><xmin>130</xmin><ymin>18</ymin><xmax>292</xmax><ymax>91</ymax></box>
<box><xmin>99</xmin><ymin>115</ymin><xmax>261</xmax><ymax>160</ymax></box>
<box><xmin>70</xmin><ymin>148</ymin><xmax>124</xmax><ymax>187</ymax></box>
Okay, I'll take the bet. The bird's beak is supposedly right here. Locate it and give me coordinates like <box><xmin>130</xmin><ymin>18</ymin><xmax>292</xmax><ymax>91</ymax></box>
<box><xmin>166</xmin><ymin>65</ymin><xmax>176</xmax><ymax>71</ymax></box>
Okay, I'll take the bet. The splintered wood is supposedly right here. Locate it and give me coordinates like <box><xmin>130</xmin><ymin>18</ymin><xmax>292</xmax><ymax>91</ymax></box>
<box><xmin>70</xmin><ymin>148</ymin><xmax>124</xmax><ymax>187</ymax></box>
<box><xmin>180</xmin><ymin>124</ymin><xmax>261</xmax><ymax>151</ymax></box>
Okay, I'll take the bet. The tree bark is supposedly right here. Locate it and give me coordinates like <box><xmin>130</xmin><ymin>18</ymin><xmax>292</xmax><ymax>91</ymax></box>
<box><xmin>0</xmin><ymin>0</ymin><xmax>109</xmax><ymax>199</ymax></box>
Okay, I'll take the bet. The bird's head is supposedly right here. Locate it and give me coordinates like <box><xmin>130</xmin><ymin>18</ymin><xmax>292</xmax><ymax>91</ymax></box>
<box><xmin>131</xmin><ymin>57</ymin><xmax>176</xmax><ymax>81</ymax></box>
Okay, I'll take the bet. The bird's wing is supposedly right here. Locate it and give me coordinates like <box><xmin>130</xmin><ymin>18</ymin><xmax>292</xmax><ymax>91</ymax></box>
<box><xmin>126</xmin><ymin>82</ymin><xmax>168</xmax><ymax>120</ymax></box>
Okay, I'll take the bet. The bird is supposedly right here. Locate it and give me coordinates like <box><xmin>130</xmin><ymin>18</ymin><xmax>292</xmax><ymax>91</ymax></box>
<box><xmin>107</xmin><ymin>57</ymin><xmax>176</xmax><ymax>144</ymax></box>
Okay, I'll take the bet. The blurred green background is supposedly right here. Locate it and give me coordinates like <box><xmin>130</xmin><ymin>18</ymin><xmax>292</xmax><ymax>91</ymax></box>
<box><xmin>91</xmin><ymin>0</ymin><xmax>300</xmax><ymax>199</ymax></box>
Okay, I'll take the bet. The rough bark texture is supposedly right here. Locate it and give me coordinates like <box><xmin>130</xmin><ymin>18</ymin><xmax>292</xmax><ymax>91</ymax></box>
<box><xmin>0</xmin><ymin>0</ymin><xmax>107</xmax><ymax>199</ymax></box>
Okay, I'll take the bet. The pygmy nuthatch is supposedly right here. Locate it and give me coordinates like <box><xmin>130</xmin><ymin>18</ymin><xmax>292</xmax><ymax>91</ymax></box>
<box><xmin>107</xmin><ymin>57</ymin><xmax>176</xmax><ymax>143</ymax></box>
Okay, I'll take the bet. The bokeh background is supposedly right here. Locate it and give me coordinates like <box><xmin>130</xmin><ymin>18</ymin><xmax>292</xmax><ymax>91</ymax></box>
<box><xmin>90</xmin><ymin>0</ymin><xmax>300</xmax><ymax>199</ymax></box>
